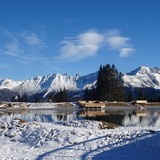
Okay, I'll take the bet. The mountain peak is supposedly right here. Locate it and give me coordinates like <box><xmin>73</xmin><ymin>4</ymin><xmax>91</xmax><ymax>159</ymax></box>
<box><xmin>0</xmin><ymin>78</ymin><xmax>23</xmax><ymax>89</ymax></box>
<box><xmin>123</xmin><ymin>65</ymin><xmax>160</xmax><ymax>89</ymax></box>
<box><xmin>127</xmin><ymin>66</ymin><xmax>150</xmax><ymax>75</ymax></box>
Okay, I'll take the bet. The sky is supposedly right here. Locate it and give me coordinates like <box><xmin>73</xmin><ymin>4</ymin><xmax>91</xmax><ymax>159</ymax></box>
<box><xmin>0</xmin><ymin>0</ymin><xmax>160</xmax><ymax>80</ymax></box>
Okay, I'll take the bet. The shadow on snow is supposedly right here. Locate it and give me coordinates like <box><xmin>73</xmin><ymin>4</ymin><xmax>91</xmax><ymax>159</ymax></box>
<box><xmin>84</xmin><ymin>131</ymin><xmax>160</xmax><ymax>160</ymax></box>
<box><xmin>35</xmin><ymin>131</ymin><xmax>160</xmax><ymax>160</ymax></box>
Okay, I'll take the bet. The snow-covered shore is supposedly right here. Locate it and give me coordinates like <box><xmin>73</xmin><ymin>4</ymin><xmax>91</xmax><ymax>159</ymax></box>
<box><xmin>0</xmin><ymin>116</ymin><xmax>160</xmax><ymax>160</ymax></box>
<box><xmin>0</xmin><ymin>102</ymin><xmax>72</xmax><ymax>109</ymax></box>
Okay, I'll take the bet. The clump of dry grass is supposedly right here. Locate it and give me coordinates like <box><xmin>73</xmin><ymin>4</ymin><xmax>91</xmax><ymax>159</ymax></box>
<box><xmin>99</xmin><ymin>121</ymin><xmax>118</xmax><ymax>129</ymax></box>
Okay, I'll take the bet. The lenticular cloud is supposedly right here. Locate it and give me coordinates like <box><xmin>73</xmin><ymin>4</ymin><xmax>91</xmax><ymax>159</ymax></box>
<box><xmin>58</xmin><ymin>29</ymin><xmax>135</xmax><ymax>60</ymax></box>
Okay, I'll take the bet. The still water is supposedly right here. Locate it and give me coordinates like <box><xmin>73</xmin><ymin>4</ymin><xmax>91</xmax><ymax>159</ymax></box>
<box><xmin>1</xmin><ymin>107</ymin><xmax>160</xmax><ymax>127</ymax></box>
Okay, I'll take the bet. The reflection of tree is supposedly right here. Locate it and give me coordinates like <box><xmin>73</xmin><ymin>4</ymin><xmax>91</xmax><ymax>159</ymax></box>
<box><xmin>78</xmin><ymin>110</ymin><xmax>126</xmax><ymax>126</ymax></box>
<box><xmin>122</xmin><ymin>110</ymin><xmax>160</xmax><ymax>126</ymax></box>
<box><xmin>57</xmin><ymin>114</ymin><xmax>67</xmax><ymax>121</ymax></box>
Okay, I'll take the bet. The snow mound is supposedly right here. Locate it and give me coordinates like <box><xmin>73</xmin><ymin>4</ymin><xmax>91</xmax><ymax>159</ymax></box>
<box><xmin>0</xmin><ymin>117</ymin><xmax>160</xmax><ymax>159</ymax></box>
<box><xmin>55</xmin><ymin>120</ymin><xmax>100</xmax><ymax>129</ymax></box>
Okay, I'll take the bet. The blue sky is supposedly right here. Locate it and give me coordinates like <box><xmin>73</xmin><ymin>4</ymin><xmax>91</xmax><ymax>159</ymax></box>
<box><xmin>0</xmin><ymin>0</ymin><xmax>160</xmax><ymax>80</ymax></box>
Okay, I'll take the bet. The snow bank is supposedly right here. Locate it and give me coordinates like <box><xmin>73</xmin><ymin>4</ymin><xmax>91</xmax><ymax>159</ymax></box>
<box><xmin>0</xmin><ymin>117</ymin><xmax>160</xmax><ymax>160</ymax></box>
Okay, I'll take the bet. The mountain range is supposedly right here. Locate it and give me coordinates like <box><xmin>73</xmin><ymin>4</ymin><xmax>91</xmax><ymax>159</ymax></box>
<box><xmin>0</xmin><ymin>66</ymin><xmax>160</xmax><ymax>101</ymax></box>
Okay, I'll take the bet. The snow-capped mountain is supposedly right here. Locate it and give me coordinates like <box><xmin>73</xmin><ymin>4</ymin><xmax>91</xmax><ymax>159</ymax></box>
<box><xmin>123</xmin><ymin>66</ymin><xmax>160</xmax><ymax>89</ymax></box>
<box><xmin>1</xmin><ymin>65</ymin><xmax>160</xmax><ymax>101</ymax></box>
<box><xmin>76</xmin><ymin>72</ymin><xmax>98</xmax><ymax>90</ymax></box>
<box><xmin>0</xmin><ymin>73</ymin><xmax>97</xmax><ymax>99</ymax></box>
<box><xmin>0</xmin><ymin>79</ymin><xmax>23</xmax><ymax>90</ymax></box>
<box><xmin>14</xmin><ymin>74</ymin><xmax>77</xmax><ymax>96</ymax></box>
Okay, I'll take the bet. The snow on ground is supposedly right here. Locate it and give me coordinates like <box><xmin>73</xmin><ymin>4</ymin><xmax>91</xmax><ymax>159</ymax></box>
<box><xmin>0</xmin><ymin>116</ymin><xmax>160</xmax><ymax>160</ymax></box>
<box><xmin>0</xmin><ymin>102</ymin><xmax>74</xmax><ymax>109</ymax></box>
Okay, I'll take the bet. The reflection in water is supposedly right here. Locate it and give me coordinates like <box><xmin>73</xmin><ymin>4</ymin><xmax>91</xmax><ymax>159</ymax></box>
<box><xmin>78</xmin><ymin>109</ymin><xmax>160</xmax><ymax>127</ymax></box>
<box><xmin>79</xmin><ymin>110</ymin><xmax>125</xmax><ymax>126</ymax></box>
<box><xmin>1</xmin><ymin>108</ymin><xmax>160</xmax><ymax>127</ymax></box>
<box><xmin>123</xmin><ymin>110</ymin><xmax>160</xmax><ymax>127</ymax></box>
<box><xmin>0</xmin><ymin>109</ymin><xmax>77</xmax><ymax>122</ymax></box>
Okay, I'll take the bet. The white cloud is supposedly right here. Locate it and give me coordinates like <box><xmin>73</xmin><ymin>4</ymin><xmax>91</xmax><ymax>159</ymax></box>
<box><xmin>0</xmin><ymin>29</ymin><xmax>46</xmax><ymax>58</ymax></box>
<box><xmin>59</xmin><ymin>30</ymin><xmax>103</xmax><ymax>60</ymax></box>
<box><xmin>20</xmin><ymin>31</ymin><xmax>45</xmax><ymax>48</ymax></box>
<box><xmin>79</xmin><ymin>31</ymin><xmax>104</xmax><ymax>45</ymax></box>
<box><xmin>58</xmin><ymin>29</ymin><xmax>135</xmax><ymax>60</ymax></box>
<box><xmin>106</xmin><ymin>36</ymin><xmax>131</xmax><ymax>49</ymax></box>
<box><xmin>105</xmin><ymin>29</ymin><xmax>135</xmax><ymax>57</ymax></box>
<box><xmin>3</xmin><ymin>41</ymin><xmax>23</xmax><ymax>56</ymax></box>
<box><xmin>119</xmin><ymin>48</ymin><xmax>135</xmax><ymax>57</ymax></box>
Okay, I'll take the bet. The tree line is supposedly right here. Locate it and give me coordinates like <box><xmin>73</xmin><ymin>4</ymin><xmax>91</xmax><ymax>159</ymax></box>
<box><xmin>11</xmin><ymin>94</ymin><xmax>28</xmax><ymax>102</ymax></box>
<box><xmin>47</xmin><ymin>88</ymin><xmax>68</xmax><ymax>102</ymax></box>
<box><xmin>11</xmin><ymin>88</ymin><xmax>68</xmax><ymax>103</ymax></box>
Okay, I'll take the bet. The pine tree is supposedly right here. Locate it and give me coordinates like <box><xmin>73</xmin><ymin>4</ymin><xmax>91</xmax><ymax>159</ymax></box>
<box><xmin>34</xmin><ymin>97</ymin><xmax>40</xmax><ymax>103</ymax></box>
<box><xmin>127</xmin><ymin>90</ymin><xmax>133</xmax><ymax>102</ymax></box>
<box><xmin>95</xmin><ymin>64</ymin><xmax>124</xmax><ymax>101</ymax></box>
<box><xmin>18</xmin><ymin>95</ymin><xmax>21</xmax><ymax>102</ymax></box>
<box><xmin>96</xmin><ymin>65</ymin><xmax>104</xmax><ymax>100</ymax></box>
<box><xmin>11</xmin><ymin>96</ymin><xmax>17</xmax><ymax>102</ymax></box>
<box><xmin>52</xmin><ymin>88</ymin><xmax>68</xmax><ymax>102</ymax></box>
<box><xmin>62</xmin><ymin>88</ymin><xmax>68</xmax><ymax>102</ymax></box>
<box><xmin>137</xmin><ymin>88</ymin><xmax>145</xmax><ymax>100</ymax></box>
<box><xmin>84</xmin><ymin>88</ymin><xmax>89</xmax><ymax>101</ymax></box>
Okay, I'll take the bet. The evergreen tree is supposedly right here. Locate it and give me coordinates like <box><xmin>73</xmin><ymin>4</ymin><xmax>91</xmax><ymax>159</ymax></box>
<box><xmin>22</xmin><ymin>94</ymin><xmax>28</xmax><ymax>102</ymax></box>
<box><xmin>137</xmin><ymin>88</ymin><xmax>145</xmax><ymax>100</ymax></box>
<box><xmin>34</xmin><ymin>97</ymin><xmax>40</xmax><ymax>103</ymax></box>
<box><xmin>52</xmin><ymin>88</ymin><xmax>68</xmax><ymax>102</ymax></box>
<box><xmin>96</xmin><ymin>65</ymin><xmax>104</xmax><ymax>100</ymax></box>
<box><xmin>126</xmin><ymin>90</ymin><xmax>133</xmax><ymax>102</ymax></box>
<box><xmin>17</xmin><ymin>94</ymin><xmax>28</xmax><ymax>102</ymax></box>
<box><xmin>61</xmin><ymin>88</ymin><xmax>68</xmax><ymax>102</ymax></box>
<box><xmin>95</xmin><ymin>64</ymin><xmax>124</xmax><ymax>101</ymax></box>
<box><xmin>84</xmin><ymin>88</ymin><xmax>89</xmax><ymax>101</ymax></box>
<box><xmin>116</xmin><ymin>72</ymin><xmax>125</xmax><ymax>101</ymax></box>
<box><xmin>84</xmin><ymin>87</ymin><xmax>96</xmax><ymax>101</ymax></box>
<box><xmin>18</xmin><ymin>95</ymin><xmax>21</xmax><ymax>102</ymax></box>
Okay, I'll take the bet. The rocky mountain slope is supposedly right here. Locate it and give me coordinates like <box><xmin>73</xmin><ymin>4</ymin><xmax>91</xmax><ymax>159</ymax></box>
<box><xmin>123</xmin><ymin>66</ymin><xmax>160</xmax><ymax>89</ymax></box>
<box><xmin>0</xmin><ymin>73</ymin><xmax>97</xmax><ymax>100</ymax></box>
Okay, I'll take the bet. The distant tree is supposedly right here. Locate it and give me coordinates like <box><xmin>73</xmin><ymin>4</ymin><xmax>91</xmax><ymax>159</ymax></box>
<box><xmin>84</xmin><ymin>88</ymin><xmax>89</xmax><ymax>101</ymax></box>
<box><xmin>116</xmin><ymin>72</ymin><xmax>125</xmax><ymax>101</ymax></box>
<box><xmin>34</xmin><ymin>97</ymin><xmax>40</xmax><ymax>103</ymax></box>
<box><xmin>17</xmin><ymin>94</ymin><xmax>28</xmax><ymax>102</ymax></box>
<box><xmin>84</xmin><ymin>87</ymin><xmax>96</xmax><ymax>101</ymax></box>
<box><xmin>157</xmin><ymin>96</ymin><xmax>160</xmax><ymax>102</ymax></box>
<box><xmin>22</xmin><ymin>93</ymin><xmax>28</xmax><ymax>102</ymax></box>
<box><xmin>11</xmin><ymin>96</ymin><xmax>17</xmax><ymax>102</ymax></box>
<box><xmin>47</xmin><ymin>94</ymin><xmax>53</xmax><ymax>102</ymax></box>
<box><xmin>96</xmin><ymin>65</ymin><xmax>105</xmax><ymax>100</ymax></box>
<box><xmin>52</xmin><ymin>88</ymin><xmax>68</xmax><ymax>102</ymax></box>
<box><xmin>126</xmin><ymin>90</ymin><xmax>133</xmax><ymax>102</ymax></box>
<box><xmin>137</xmin><ymin>88</ymin><xmax>145</xmax><ymax>100</ymax></box>
<box><xmin>18</xmin><ymin>95</ymin><xmax>21</xmax><ymax>102</ymax></box>
<box><xmin>61</xmin><ymin>88</ymin><xmax>68</xmax><ymax>102</ymax></box>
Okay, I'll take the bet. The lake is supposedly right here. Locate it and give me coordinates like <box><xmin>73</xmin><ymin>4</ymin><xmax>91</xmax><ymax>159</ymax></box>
<box><xmin>1</xmin><ymin>107</ymin><xmax>160</xmax><ymax>127</ymax></box>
